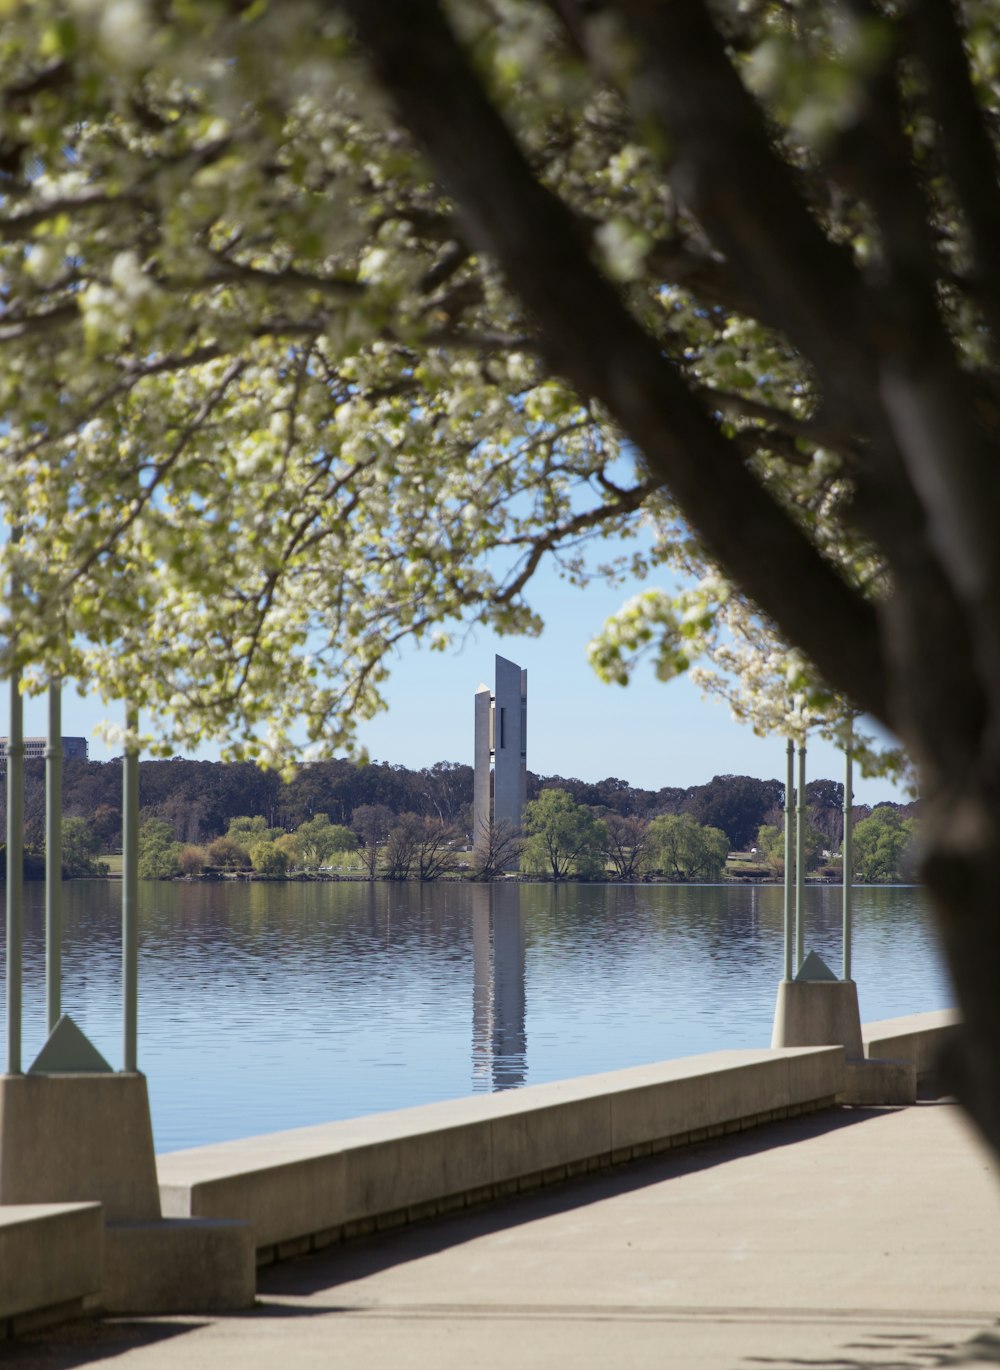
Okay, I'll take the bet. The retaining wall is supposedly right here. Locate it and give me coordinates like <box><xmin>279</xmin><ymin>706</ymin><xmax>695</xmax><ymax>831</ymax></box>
<box><xmin>862</xmin><ymin>1009</ymin><xmax>959</xmax><ymax>1086</ymax></box>
<box><xmin>157</xmin><ymin>1046</ymin><xmax>844</xmax><ymax>1263</ymax></box>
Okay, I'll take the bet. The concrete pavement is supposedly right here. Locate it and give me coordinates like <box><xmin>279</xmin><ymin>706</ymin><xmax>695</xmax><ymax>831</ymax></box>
<box><xmin>5</xmin><ymin>1101</ymin><xmax>1000</xmax><ymax>1369</ymax></box>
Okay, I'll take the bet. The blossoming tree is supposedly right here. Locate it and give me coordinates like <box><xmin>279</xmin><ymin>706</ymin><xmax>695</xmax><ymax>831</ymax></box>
<box><xmin>4</xmin><ymin>1</ymin><xmax>1000</xmax><ymax>1155</ymax></box>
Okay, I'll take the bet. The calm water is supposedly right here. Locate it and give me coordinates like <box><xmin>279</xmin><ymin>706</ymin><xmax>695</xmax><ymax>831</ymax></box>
<box><xmin>1</xmin><ymin>881</ymin><xmax>953</xmax><ymax>1153</ymax></box>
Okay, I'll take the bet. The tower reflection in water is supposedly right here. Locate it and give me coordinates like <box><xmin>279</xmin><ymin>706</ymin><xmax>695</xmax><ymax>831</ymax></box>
<box><xmin>471</xmin><ymin>884</ymin><xmax>527</xmax><ymax>1091</ymax></box>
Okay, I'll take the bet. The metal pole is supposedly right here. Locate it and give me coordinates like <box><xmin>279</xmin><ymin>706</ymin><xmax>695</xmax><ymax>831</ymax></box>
<box><xmin>6</xmin><ymin>666</ymin><xmax>23</xmax><ymax>1074</ymax></box>
<box><xmin>795</xmin><ymin>738</ymin><xmax>806</xmax><ymax>973</ymax></box>
<box><xmin>45</xmin><ymin>682</ymin><xmax>63</xmax><ymax>1034</ymax></box>
<box><xmin>842</xmin><ymin>716</ymin><xmax>854</xmax><ymax>982</ymax></box>
<box><xmin>783</xmin><ymin>738</ymin><xmax>794</xmax><ymax>980</ymax></box>
<box><xmin>122</xmin><ymin>704</ymin><xmax>139</xmax><ymax>1072</ymax></box>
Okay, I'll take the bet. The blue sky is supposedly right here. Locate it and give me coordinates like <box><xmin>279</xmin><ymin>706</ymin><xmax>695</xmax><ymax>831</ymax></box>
<box><xmin>15</xmin><ymin>553</ymin><xmax>908</xmax><ymax>806</ymax></box>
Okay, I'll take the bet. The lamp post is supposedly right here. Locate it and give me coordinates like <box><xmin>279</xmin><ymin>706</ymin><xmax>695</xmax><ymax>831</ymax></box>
<box><xmin>45</xmin><ymin>682</ymin><xmax>63</xmax><ymax>1033</ymax></box>
<box><xmin>783</xmin><ymin>738</ymin><xmax>794</xmax><ymax>981</ymax></box>
<box><xmin>843</xmin><ymin>715</ymin><xmax>854</xmax><ymax>982</ymax></box>
<box><xmin>6</xmin><ymin>660</ymin><xmax>23</xmax><ymax>1075</ymax></box>
<box><xmin>795</xmin><ymin>734</ymin><xmax>807</xmax><ymax>974</ymax></box>
<box><xmin>122</xmin><ymin>703</ymin><xmax>139</xmax><ymax>1072</ymax></box>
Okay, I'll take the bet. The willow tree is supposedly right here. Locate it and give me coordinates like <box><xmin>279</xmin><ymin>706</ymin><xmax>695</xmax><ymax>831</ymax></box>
<box><xmin>3</xmin><ymin>2</ymin><xmax>1000</xmax><ymax>1153</ymax></box>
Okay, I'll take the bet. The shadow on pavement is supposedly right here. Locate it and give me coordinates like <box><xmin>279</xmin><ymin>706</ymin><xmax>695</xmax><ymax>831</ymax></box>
<box><xmin>258</xmin><ymin>1105</ymin><xmax>895</xmax><ymax>1300</ymax></box>
<box><xmin>743</xmin><ymin>1320</ymin><xmax>1000</xmax><ymax>1369</ymax></box>
<box><xmin>0</xmin><ymin>1319</ymin><xmax>206</xmax><ymax>1369</ymax></box>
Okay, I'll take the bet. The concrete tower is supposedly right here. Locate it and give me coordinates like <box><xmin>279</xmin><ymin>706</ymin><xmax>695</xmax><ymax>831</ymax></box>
<box><xmin>473</xmin><ymin>655</ymin><xmax>527</xmax><ymax>853</ymax></box>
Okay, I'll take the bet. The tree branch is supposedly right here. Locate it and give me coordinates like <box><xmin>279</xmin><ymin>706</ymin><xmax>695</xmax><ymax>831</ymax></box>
<box><xmin>337</xmin><ymin>0</ymin><xmax>890</xmax><ymax>723</ymax></box>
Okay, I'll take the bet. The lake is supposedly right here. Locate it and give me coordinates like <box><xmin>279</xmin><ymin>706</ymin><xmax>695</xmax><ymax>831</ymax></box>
<box><xmin>1</xmin><ymin>880</ymin><xmax>952</xmax><ymax>1152</ymax></box>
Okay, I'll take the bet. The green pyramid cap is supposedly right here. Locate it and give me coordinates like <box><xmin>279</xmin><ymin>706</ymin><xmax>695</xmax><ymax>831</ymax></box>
<box><xmin>795</xmin><ymin>950</ymin><xmax>839</xmax><ymax>983</ymax></box>
<box><xmin>28</xmin><ymin>1014</ymin><xmax>113</xmax><ymax>1074</ymax></box>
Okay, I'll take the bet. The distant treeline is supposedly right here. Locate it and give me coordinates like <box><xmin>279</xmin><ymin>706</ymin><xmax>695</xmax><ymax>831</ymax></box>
<box><xmin>0</xmin><ymin>757</ymin><xmax>916</xmax><ymax>856</ymax></box>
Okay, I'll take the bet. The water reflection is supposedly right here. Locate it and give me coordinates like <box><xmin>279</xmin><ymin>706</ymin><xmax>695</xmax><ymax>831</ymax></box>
<box><xmin>0</xmin><ymin>880</ymin><xmax>952</xmax><ymax>1151</ymax></box>
<box><xmin>471</xmin><ymin>885</ymin><xmax>526</xmax><ymax>1091</ymax></box>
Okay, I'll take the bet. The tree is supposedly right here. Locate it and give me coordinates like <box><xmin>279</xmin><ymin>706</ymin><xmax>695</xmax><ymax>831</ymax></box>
<box><xmin>177</xmin><ymin>845</ymin><xmax>207</xmax><ymax>876</ymax></box>
<box><xmin>204</xmin><ymin>835</ymin><xmax>252</xmax><ymax>872</ymax></box>
<box><xmin>852</xmin><ymin>807</ymin><xmax>919</xmax><ymax>885</ymax></box>
<box><xmin>228</xmin><ymin>815</ymin><xmax>282</xmax><ymax>843</ymax></box>
<box><xmin>683</xmin><ymin>776</ymin><xmax>786</xmax><ymax>852</ymax></box>
<box><xmin>137</xmin><ymin>819</ymin><xmax>181</xmax><ymax>880</ymax></box>
<box><xmin>805</xmin><ymin>780</ymin><xmax>846</xmax><ymax>852</ymax></box>
<box><xmin>382</xmin><ymin>813</ymin><xmax>423</xmax><ymax>881</ymax></box>
<box><xmin>61</xmin><ymin>816</ymin><xmax>104</xmax><ymax>877</ymax></box>
<box><xmin>471</xmin><ymin>817</ymin><xmax>523</xmax><ymax>882</ymax></box>
<box><xmin>249</xmin><ymin>840</ymin><xmax>290</xmax><ymax>877</ymax></box>
<box><xmin>646</xmin><ymin>815</ymin><xmax>729</xmax><ymax>882</ymax></box>
<box><xmin>756</xmin><ymin>821</ymin><xmax>827</xmax><ymax>877</ymax></box>
<box><xmin>4</xmin><ymin>3</ymin><xmax>1000</xmax><ymax>1157</ymax></box>
<box><xmin>520</xmin><ymin>789</ymin><xmax>607</xmax><ymax>880</ymax></box>
<box><xmin>351</xmin><ymin>805</ymin><xmax>394</xmax><ymax>881</ymax></box>
<box><xmin>294</xmin><ymin>813</ymin><xmax>358</xmax><ymax>868</ymax></box>
<box><xmin>603</xmin><ymin>814</ymin><xmax>650</xmax><ymax>881</ymax></box>
<box><xmin>414</xmin><ymin>817</ymin><xmax>462</xmax><ymax>880</ymax></box>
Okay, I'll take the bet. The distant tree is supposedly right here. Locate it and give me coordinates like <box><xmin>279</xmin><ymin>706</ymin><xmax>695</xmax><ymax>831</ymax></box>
<box><xmin>61</xmin><ymin>816</ymin><xmax>104</xmax><ymax>877</ymax></box>
<box><xmin>249</xmin><ymin>841</ymin><xmax>290</xmax><ymax>876</ymax></box>
<box><xmin>756</xmin><ymin>821</ymin><xmax>826</xmax><ymax>876</ymax></box>
<box><xmin>204</xmin><ymin>835</ymin><xmax>252</xmax><ymax>871</ymax></box>
<box><xmin>805</xmin><ymin>779</ymin><xmax>846</xmax><ymax>850</ymax></box>
<box><xmin>647</xmin><ymin>814</ymin><xmax>729</xmax><ymax>881</ymax></box>
<box><xmin>418</xmin><ymin>762</ymin><xmax>475</xmax><ymax>824</ymax></box>
<box><xmin>382</xmin><ymin>813</ymin><xmax>424</xmax><ymax>881</ymax></box>
<box><xmin>228</xmin><ymin>814</ymin><xmax>282</xmax><ymax>842</ymax></box>
<box><xmin>520</xmin><ymin>789</ymin><xmax>608</xmax><ymax>880</ymax></box>
<box><xmin>414</xmin><ymin>817</ymin><xmax>461</xmax><ymax>880</ymax></box>
<box><xmin>177</xmin><ymin>845</ymin><xmax>207</xmax><ymax>876</ymax></box>
<box><xmin>351</xmin><ymin>804</ymin><xmax>395</xmax><ymax>880</ymax></box>
<box><xmin>852</xmin><ymin>808</ymin><xmax>919</xmax><ymax>885</ymax></box>
<box><xmin>274</xmin><ymin>831</ymin><xmax>305</xmax><ymax>871</ymax></box>
<box><xmin>654</xmin><ymin>787</ymin><xmax>689</xmax><ymax>816</ymax></box>
<box><xmin>471</xmin><ymin>818</ymin><xmax>523</xmax><ymax>882</ymax></box>
<box><xmin>294</xmin><ymin>813</ymin><xmax>358</xmax><ymax>868</ymax></box>
<box><xmin>603</xmin><ymin>815</ymin><xmax>650</xmax><ymax>881</ymax></box>
<box><xmin>88</xmin><ymin>803</ymin><xmax>123</xmax><ymax>851</ymax></box>
<box><xmin>138</xmin><ymin>819</ymin><xmax>181</xmax><ymax>880</ymax></box>
<box><xmin>684</xmin><ymin>776</ymin><xmax>785</xmax><ymax>851</ymax></box>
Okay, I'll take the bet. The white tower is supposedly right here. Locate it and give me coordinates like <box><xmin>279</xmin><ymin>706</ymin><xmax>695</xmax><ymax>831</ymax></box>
<box><xmin>473</xmin><ymin>655</ymin><xmax>527</xmax><ymax>853</ymax></box>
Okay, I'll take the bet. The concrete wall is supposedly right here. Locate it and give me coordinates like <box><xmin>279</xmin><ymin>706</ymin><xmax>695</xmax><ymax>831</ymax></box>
<box><xmin>862</xmin><ymin>1009</ymin><xmax>959</xmax><ymax>1085</ymax></box>
<box><xmin>0</xmin><ymin>1203</ymin><xmax>103</xmax><ymax>1335</ymax></box>
<box><xmin>158</xmin><ymin>1046</ymin><xmax>844</xmax><ymax>1263</ymax></box>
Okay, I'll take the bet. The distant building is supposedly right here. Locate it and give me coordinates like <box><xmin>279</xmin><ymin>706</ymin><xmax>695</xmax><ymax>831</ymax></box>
<box><xmin>474</xmin><ymin>655</ymin><xmax>527</xmax><ymax>854</ymax></box>
<box><xmin>0</xmin><ymin>736</ymin><xmax>88</xmax><ymax>768</ymax></box>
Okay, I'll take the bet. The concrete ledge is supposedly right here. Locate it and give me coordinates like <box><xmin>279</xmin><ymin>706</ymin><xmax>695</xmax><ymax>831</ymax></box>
<box><xmin>104</xmin><ymin>1218</ymin><xmax>255</xmax><ymax>1313</ymax></box>
<box><xmin>838</xmin><ymin>1058</ymin><xmax>917</xmax><ymax>1106</ymax></box>
<box><xmin>0</xmin><ymin>1203</ymin><xmax>103</xmax><ymax>1329</ymax></box>
<box><xmin>862</xmin><ymin>1010</ymin><xmax>959</xmax><ymax>1086</ymax></box>
<box><xmin>158</xmin><ymin>1047</ymin><xmax>844</xmax><ymax>1254</ymax></box>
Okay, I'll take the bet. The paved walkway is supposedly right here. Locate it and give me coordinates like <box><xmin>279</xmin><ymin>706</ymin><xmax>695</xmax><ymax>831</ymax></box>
<box><xmin>6</xmin><ymin>1102</ymin><xmax>1000</xmax><ymax>1369</ymax></box>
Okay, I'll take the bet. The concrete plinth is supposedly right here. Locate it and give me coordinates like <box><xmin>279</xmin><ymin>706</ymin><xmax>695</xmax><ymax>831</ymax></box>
<box><xmin>771</xmin><ymin>979</ymin><xmax>864</xmax><ymax>1059</ymax></box>
<box><xmin>838</xmin><ymin>1058</ymin><xmax>917</xmax><ymax>1106</ymax></box>
<box><xmin>0</xmin><ymin>1073</ymin><xmax>160</xmax><ymax>1220</ymax></box>
<box><xmin>0</xmin><ymin>1203</ymin><xmax>103</xmax><ymax>1328</ymax></box>
<box><xmin>104</xmin><ymin>1219</ymin><xmax>255</xmax><ymax>1313</ymax></box>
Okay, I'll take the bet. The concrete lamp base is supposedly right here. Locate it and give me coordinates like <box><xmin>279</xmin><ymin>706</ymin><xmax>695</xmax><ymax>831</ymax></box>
<box><xmin>0</xmin><ymin>1072</ymin><xmax>160</xmax><ymax>1219</ymax></box>
<box><xmin>771</xmin><ymin>978</ymin><xmax>864</xmax><ymax>1059</ymax></box>
<box><xmin>0</xmin><ymin>1074</ymin><xmax>254</xmax><ymax>1315</ymax></box>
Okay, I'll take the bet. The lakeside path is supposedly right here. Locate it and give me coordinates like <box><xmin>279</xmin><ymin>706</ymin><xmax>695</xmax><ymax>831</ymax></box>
<box><xmin>6</xmin><ymin>1101</ymin><xmax>1000</xmax><ymax>1370</ymax></box>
